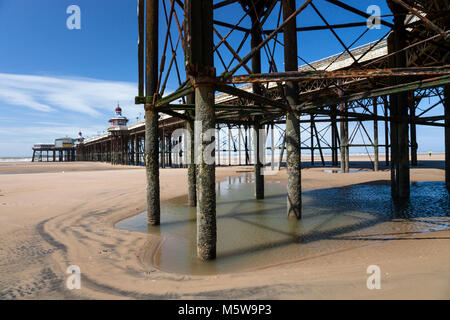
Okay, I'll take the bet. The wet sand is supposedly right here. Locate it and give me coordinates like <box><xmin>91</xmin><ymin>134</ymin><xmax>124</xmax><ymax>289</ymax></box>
<box><xmin>0</xmin><ymin>155</ymin><xmax>448</xmax><ymax>299</ymax></box>
<box><xmin>116</xmin><ymin>178</ymin><xmax>449</xmax><ymax>275</ymax></box>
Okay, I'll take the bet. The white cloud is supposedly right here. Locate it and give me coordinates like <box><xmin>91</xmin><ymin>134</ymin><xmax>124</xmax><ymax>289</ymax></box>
<box><xmin>0</xmin><ymin>73</ymin><xmax>144</xmax><ymax>156</ymax></box>
<box><xmin>0</xmin><ymin>73</ymin><xmax>137</xmax><ymax>117</ymax></box>
<box><xmin>0</xmin><ymin>123</ymin><xmax>109</xmax><ymax>157</ymax></box>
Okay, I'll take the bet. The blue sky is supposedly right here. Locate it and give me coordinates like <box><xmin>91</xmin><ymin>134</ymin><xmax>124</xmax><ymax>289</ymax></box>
<box><xmin>0</xmin><ymin>0</ymin><xmax>445</xmax><ymax>156</ymax></box>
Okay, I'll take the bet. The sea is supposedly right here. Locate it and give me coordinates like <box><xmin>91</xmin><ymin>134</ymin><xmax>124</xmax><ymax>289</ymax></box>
<box><xmin>0</xmin><ymin>157</ymin><xmax>33</xmax><ymax>162</ymax></box>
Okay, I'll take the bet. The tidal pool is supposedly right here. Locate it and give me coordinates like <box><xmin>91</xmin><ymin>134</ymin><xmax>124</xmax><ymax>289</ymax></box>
<box><xmin>115</xmin><ymin>175</ymin><xmax>449</xmax><ymax>275</ymax></box>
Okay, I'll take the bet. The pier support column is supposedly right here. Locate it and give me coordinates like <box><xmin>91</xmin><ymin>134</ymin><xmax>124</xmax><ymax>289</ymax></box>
<box><xmin>186</xmin><ymin>96</ymin><xmax>196</xmax><ymax>207</ymax></box>
<box><xmin>250</xmin><ymin>4</ymin><xmax>265</xmax><ymax>200</ymax></box>
<box><xmin>283</xmin><ymin>0</ymin><xmax>301</xmax><ymax>219</ymax></box>
<box><xmin>186</xmin><ymin>0</ymin><xmax>216</xmax><ymax>260</ymax></box>
<box><xmin>168</xmin><ymin>137</ymin><xmax>172</xmax><ymax>167</ymax></box>
<box><xmin>145</xmin><ymin>107</ymin><xmax>160</xmax><ymax>225</ymax></box>
<box><xmin>244</xmin><ymin>126</ymin><xmax>249</xmax><ymax>165</ymax></box>
<box><xmin>340</xmin><ymin>101</ymin><xmax>349</xmax><ymax>173</ymax></box>
<box><xmin>373</xmin><ymin>98</ymin><xmax>379</xmax><ymax>171</ymax></box>
<box><xmin>409</xmin><ymin>92</ymin><xmax>418</xmax><ymax>167</ymax></box>
<box><xmin>444</xmin><ymin>85</ymin><xmax>449</xmax><ymax>191</ymax></box>
<box><xmin>253</xmin><ymin>119</ymin><xmax>264</xmax><ymax>199</ymax></box>
<box><xmin>217</xmin><ymin>125</ymin><xmax>221</xmax><ymax>166</ymax></box>
<box><xmin>331</xmin><ymin>106</ymin><xmax>338</xmax><ymax>166</ymax></box>
<box><xmin>310</xmin><ymin>115</ymin><xmax>315</xmax><ymax>165</ymax></box>
<box><xmin>384</xmin><ymin>96</ymin><xmax>390</xmax><ymax>166</ymax></box>
<box><xmin>388</xmin><ymin>1</ymin><xmax>410</xmax><ymax>203</ymax></box>
<box><xmin>135</xmin><ymin>134</ymin><xmax>139</xmax><ymax>165</ymax></box>
<box><xmin>194</xmin><ymin>80</ymin><xmax>216</xmax><ymax>260</ymax></box>
<box><xmin>161</xmin><ymin>132</ymin><xmax>165</xmax><ymax>168</ymax></box>
<box><xmin>228</xmin><ymin>126</ymin><xmax>232</xmax><ymax>166</ymax></box>
<box><xmin>271</xmin><ymin>123</ymin><xmax>275</xmax><ymax>170</ymax></box>
<box><xmin>144</xmin><ymin>0</ymin><xmax>160</xmax><ymax>225</ymax></box>
<box><xmin>238</xmin><ymin>125</ymin><xmax>242</xmax><ymax>165</ymax></box>
<box><xmin>111</xmin><ymin>138</ymin><xmax>115</xmax><ymax>164</ymax></box>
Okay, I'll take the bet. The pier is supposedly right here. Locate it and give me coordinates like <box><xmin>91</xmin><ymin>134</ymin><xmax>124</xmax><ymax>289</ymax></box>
<box><xmin>33</xmin><ymin>0</ymin><xmax>449</xmax><ymax>262</ymax></box>
<box><xmin>32</xmin><ymin>144</ymin><xmax>76</xmax><ymax>162</ymax></box>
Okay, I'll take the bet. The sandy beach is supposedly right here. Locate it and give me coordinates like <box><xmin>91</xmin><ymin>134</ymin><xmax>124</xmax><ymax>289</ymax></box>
<box><xmin>0</xmin><ymin>154</ymin><xmax>448</xmax><ymax>299</ymax></box>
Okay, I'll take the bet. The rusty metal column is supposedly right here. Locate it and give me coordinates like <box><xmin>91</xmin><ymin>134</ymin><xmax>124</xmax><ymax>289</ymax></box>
<box><xmin>183</xmin><ymin>11</ymin><xmax>196</xmax><ymax>205</ymax></box>
<box><xmin>388</xmin><ymin>1</ymin><xmax>410</xmax><ymax>202</ymax></box>
<box><xmin>238</xmin><ymin>125</ymin><xmax>242</xmax><ymax>165</ymax></box>
<box><xmin>444</xmin><ymin>85</ymin><xmax>450</xmax><ymax>191</ymax></box>
<box><xmin>186</xmin><ymin>99</ymin><xmax>196</xmax><ymax>207</ymax></box>
<box><xmin>228</xmin><ymin>126</ymin><xmax>232</xmax><ymax>166</ymax></box>
<box><xmin>144</xmin><ymin>0</ymin><xmax>160</xmax><ymax>225</ymax></box>
<box><xmin>373</xmin><ymin>97</ymin><xmax>379</xmax><ymax>171</ymax></box>
<box><xmin>253</xmin><ymin>119</ymin><xmax>264</xmax><ymax>199</ymax></box>
<box><xmin>409</xmin><ymin>92</ymin><xmax>418</xmax><ymax>166</ymax></box>
<box><xmin>217</xmin><ymin>125</ymin><xmax>221</xmax><ymax>166</ymax></box>
<box><xmin>339</xmin><ymin>101</ymin><xmax>349</xmax><ymax>173</ymax></box>
<box><xmin>310</xmin><ymin>115</ymin><xmax>314</xmax><ymax>165</ymax></box>
<box><xmin>161</xmin><ymin>132</ymin><xmax>165</xmax><ymax>168</ymax></box>
<box><xmin>112</xmin><ymin>137</ymin><xmax>115</xmax><ymax>164</ymax></box>
<box><xmin>135</xmin><ymin>134</ymin><xmax>139</xmax><ymax>165</ymax></box>
<box><xmin>384</xmin><ymin>96</ymin><xmax>390</xmax><ymax>166</ymax></box>
<box><xmin>251</xmin><ymin>5</ymin><xmax>264</xmax><ymax>200</ymax></box>
<box><xmin>185</xmin><ymin>0</ymin><xmax>216</xmax><ymax>260</ymax></box>
<box><xmin>331</xmin><ymin>106</ymin><xmax>338</xmax><ymax>166</ymax></box>
<box><xmin>168</xmin><ymin>137</ymin><xmax>172</xmax><ymax>167</ymax></box>
<box><xmin>271</xmin><ymin>123</ymin><xmax>275</xmax><ymax>170</ymax></box>
<box><xmin>283</xmin><ymin>0</ymin><xmax>301</xmax><ymax>219</ymax></box>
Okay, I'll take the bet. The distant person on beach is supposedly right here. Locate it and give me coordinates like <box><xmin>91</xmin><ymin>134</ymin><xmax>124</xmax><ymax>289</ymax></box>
<box><xmin>428</xmin><ymin>151</ymin><xmax>432</xmax><ymax>157</ymax></box>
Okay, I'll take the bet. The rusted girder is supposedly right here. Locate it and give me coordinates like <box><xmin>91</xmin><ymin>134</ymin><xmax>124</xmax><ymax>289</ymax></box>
<box><xmin>163</xmin><ymin>104</ymin><xmax>272</xmax><ymax>111</ymax></box>
<box><xmin>221</xmin><ymin>0</ymin><xmax>313</xmax><ymax>80</ymax></box>
<box><xmin>263</xmin><ymin>21</ymin><xmax>368</xmax><ymax>33</ymax></box>
<box><xmin>225</xmin><ymin>67</ymin><xmax>450</xmax><ymax>84</ymax></box>
<box><xmin>296</xmin><ymin>75</ymin><xmax>450</xmax><ymax>111</ymax></box>
<box><xmin>213</xmin><ymin>0</ymin><xmax>239</xmax><ymax>10</ymax></box>
<box><xmin>216</xmin><ymin>83</ymin><xmax>289</xmax><ymax>110</ymax></box>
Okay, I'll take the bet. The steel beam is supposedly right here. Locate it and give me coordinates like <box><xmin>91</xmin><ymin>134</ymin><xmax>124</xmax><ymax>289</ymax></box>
<box><xmin>225</xmin><ymin>67</ymin><xmax>450</xmax><ymax>84</ymax></box>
